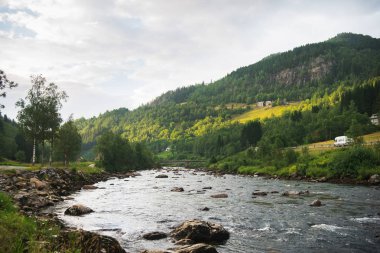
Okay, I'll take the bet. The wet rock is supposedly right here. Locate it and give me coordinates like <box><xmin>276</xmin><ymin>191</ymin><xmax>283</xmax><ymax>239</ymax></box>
<box><xmin>64</xmin><ymin>204</ymin><xmax>94</xmax><ymax>216</ymax></box>
<box><xmin>175</xmin><ymin>243</ymin><xmax>218</xmax><ymax>253</ymax></box>
<box><xmin>156</xmin><ymin>174</ymin><xmax>169</xmax><ymax>178</ymax></box>
<box><xmin>210</xmin><ymin>193</ymin><xmax>228</xmax><ymax>198</ymax></box>
<box><xmin>369</xmin><ymin>174</ymin><xmax>380</xmax><ymax>184</ymax></box>
<box><xmin>13</xmin><ymin>192</ymin><xmax>30</xmax><ymax>206</ymax></box>
<box><xmin>175</xmin><ymin>239</ymin><xmax>195</xmax><ymax>245</ymax></box>
<box><xmin>252</xmin><ymin>191</ymin><xmax>267</xmax><ymax>196</ymax></box>
<box><xmin>200</xmin><ymin>207</ymin><xmax>210</xmax><ymax>211</ymax></box>
<box><xmin>202</xmin><ymin>187</ymin><xmax>212</xmax><ymax>190</ymax></box>
<box><xmin>57</xmin><ymin>229</ymin><xmax>126</xmax><ymax>253</ymax></box>
<box><xmin>282</xmin><ymin>190</ymin><xmax>309</xmax><ymax>196</ymax></box>
<box><xmin>143</xmin><ymin>231</ymin><xmax>168</xmax><ymax>240</ymax></box>
<box><xmin>171</xmin><ymin>187</ymin><xmax>184</xmax><ymax>192</ymax></box>
<box><xmin>140</xmin><ymin>250</ymin><xmax>172</xmax><ymax>253</ymax></box>
<box><xmin>310</xmin><ymin>199</ymin><xmax>322</xmax><ymax>207</ymax></box>
<box><xmin>30</xmin><ymin>177</ymin><xmax>47</xmax><ymax>190</ymax></box>
<box><xmin>82</xmin><ymin>185</ymin><xmax>98</xmax><ymax>190</ymax></box>
<box><xmin>270</xmin><ymin>191</ymin><xmax>279</xmax><ymax>194</ymax></box>
<box><xmin>171</xmin><ymin>219</ymin><xmax>229</xmax><ymax>244</ymax></box>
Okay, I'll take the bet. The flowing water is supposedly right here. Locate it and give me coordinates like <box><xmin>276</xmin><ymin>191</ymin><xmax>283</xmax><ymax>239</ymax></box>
<box><xmin>54</xmin><ymin>168</ymin><xmax>380</xmax><ymax>252</ymax></box>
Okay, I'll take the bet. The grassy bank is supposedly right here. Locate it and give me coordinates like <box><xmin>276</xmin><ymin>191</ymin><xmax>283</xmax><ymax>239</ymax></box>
<box><xmin>0</xmin><ymin>191</ymin><xmax>68</xmax><ymax>253</ymax></box>
<box><xmin>210</xmin><ymin>144</ymin><xmax>380</xmax><ymax>181</ymax></box>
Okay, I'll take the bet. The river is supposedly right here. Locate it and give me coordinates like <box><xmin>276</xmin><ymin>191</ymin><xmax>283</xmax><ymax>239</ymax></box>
<box><xmin>54</xmin><ymin>168</ymin><xmax>380</xmax><ymax>253</ymax></box>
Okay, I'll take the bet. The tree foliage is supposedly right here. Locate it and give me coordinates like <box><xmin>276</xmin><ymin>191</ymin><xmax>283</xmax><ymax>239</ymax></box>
<box><xmin>16</xmin><ymin>75</ymin><xmax>67</xmax><ymax>164</ymax></box>
<box><xmin>96</xmin><ymin>131</ymin><xmax>154</xmax><ymax>172</ymax></box>
<box><xmin>0</xmin><ymin>70</ymin><xmax>17</xmax><ymax>110</ymax></box>
<box><xmin>55</xmin><ymin>118</ymin><xmax>82</xmax><ymax>166</ymax></box>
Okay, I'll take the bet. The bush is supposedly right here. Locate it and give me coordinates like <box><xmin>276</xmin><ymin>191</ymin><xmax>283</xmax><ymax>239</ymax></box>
<box><xmin>15</xmin><ymin>151</ymin><xmax>26</xmax><ymax>162</ymax></box>
<box><xmin>331</xmin><ymin>146</ymin><xmax>379</xmax><ymax>178</ymax></box>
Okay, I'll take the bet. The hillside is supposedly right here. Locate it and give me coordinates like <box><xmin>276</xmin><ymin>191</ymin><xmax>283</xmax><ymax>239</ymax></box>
<box><xmin>76</xmin><ymin>33</ymin><xmax>380</xmax><ymax>158</ymax></box>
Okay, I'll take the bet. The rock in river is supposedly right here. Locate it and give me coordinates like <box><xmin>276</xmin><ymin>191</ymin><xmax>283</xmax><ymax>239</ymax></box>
<box><xmin>252</xmin><ymin>191</ymin><xmax>268</xmax><ymax>196</ymax></box>
<box><xmin>64</xmin><ymin>204</ymin><xmax>94</xmax><ymax>216</ymax></box>
<box><xmin>369</xmin><ymin>174</ymin><xmax>380</xmax><ymax>184</ymax></box>
<box><xmin>143</xmin><ymin>231</ymin><xmax>168</xmax><ymax>240</ymax></box>
<box><xmin>171</xmin><ymin>219</ymin><xmax>229</xmax><ymax>244</ymax></box>
<box><xmin>156</xmin><ymin>174</ymin><xmax>169</xmax><ymax>178</ymax></box>
<box><xmin>310</xmin><ymin>199</ymin><xmax>322</xmax><ymax>207</ymax></box>
<box><xmin>171</xmin><ymin>187</ymin><xmax>185</xmax><ymax>192</ymax></box>
<box><xmin>82</xmin><ymin>184</ymin><xmax>98</xmax><ymax>190</ymax></box>
<box><xmin>210</xmin><ymin>193</ymin><xmax>228</xmax><ymax>198</ymax></box>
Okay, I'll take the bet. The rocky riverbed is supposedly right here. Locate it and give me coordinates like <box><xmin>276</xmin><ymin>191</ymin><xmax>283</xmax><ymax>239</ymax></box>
<box><xmin>0</xmin><ymin>168</ymin><xmax>131</xmax><ymax>252</ymax></box>
<box><xmin>54</xmin><ymin>168</ymin><xmax>380</xmax><ymax>253</ymax></box>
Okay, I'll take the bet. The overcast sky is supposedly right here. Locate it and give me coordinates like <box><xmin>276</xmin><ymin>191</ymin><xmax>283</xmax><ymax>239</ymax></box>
<box><xmin>1</xmin><ymin>0</ymin><xmax>380</xmax><ymax>120</ymax></box>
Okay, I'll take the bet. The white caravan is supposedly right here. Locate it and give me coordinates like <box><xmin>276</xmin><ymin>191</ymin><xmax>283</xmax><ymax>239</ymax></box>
<box><xmin>334</xmin><ymin>136</ymin><xmax>353</xmax><ymax>147</ymax></box>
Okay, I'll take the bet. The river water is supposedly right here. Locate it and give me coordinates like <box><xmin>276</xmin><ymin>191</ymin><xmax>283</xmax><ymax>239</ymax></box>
<box><xmin>54</xmin><ymin>168</ymin><xmax>380</xmax><ymax>253</ymax></box>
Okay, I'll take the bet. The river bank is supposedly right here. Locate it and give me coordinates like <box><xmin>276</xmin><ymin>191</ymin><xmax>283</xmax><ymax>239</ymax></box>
<box><xmin>0</xmin><ymin>167</ymin><xmax>132</xmax><ymax>252</ymax></box>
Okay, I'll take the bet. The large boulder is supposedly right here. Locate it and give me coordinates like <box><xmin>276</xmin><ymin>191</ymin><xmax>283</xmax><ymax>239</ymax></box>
<box><xmin>57</xmin><ymin>229</ymin><xmax>126</xmax><ymax>253</ymax></box>
<box><xmin>310</xmin><ymin>199</ymin><xmax>322</xmax><ymax>207</ymax></box>
<box><xmin>64</xmin><ymin>204</ymin><xmax>94</xmax><ymax>216</ymax></box>
<box><xmin>369</xmin><ymin>174</ymin><xmax>380</xmax><ymax>184</ymax></box>
<box><xmin>175</xmin><ymin>243</ymin><xmax>218</xmax><ymax>253</ymax></box>
<box><xmin>171</xmin><ymin>219</ymin><xmax>229</xmax><ymax>244</ymax></box>
<box><xmin>143</xmin><ymin>231</ymin><xmax>167</xmax><ymax>240</ymax></box>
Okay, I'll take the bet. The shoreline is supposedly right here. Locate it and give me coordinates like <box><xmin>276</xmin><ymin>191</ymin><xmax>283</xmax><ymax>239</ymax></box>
<box><xmin>190</xmin><ymin>167</ymin><xmax>380</xmax><ymax>186</ymax></box>
<box><xmin>0</xmin><ymin>167</ymin><xmax>134</xmax><ymax>252</ymax></box>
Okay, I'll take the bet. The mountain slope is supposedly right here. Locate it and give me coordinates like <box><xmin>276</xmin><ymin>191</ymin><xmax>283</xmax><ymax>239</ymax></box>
<box><xmin>76</xmin><ymin>33</ymin><xmax>380</xmax><ymax>157</ymax></box>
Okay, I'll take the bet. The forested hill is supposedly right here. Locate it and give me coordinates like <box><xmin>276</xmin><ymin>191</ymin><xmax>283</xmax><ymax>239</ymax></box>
<box><xmin>151</xmin><ymin>33</ymin><xmax>380</xmax><ymax>106</ymax></box>
<box><xmin>76</xmin><ymin>33</ymin><xmax>380</xmax><ymax>158</ymax></box>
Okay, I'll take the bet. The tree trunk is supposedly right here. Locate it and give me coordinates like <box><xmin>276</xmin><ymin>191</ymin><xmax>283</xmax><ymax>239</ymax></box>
<box><xmin>49</xmin><ymin>136</ymin><xmax>54</xmax><ymax>167</ymax></box>
<box><xmin>32</xmin><ymin>138</ymin><xmax>36</xmax><ymax>165</ymax></box>
<box><xmin>64</xmin><ymin>153</ymin><xmax>67</xmax><ymax>168</ymax></box>
<box><xmin>41</xmin><ymin>141</ymin><xmax>44</xmax><ymax>166</ymax></box>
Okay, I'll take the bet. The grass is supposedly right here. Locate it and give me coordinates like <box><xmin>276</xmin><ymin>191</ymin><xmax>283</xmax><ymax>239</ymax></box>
<box><xmin>233</xmin><ymin>103</ymin><xmax>299</xmax><ymax>123</ymax></box>
<box><xmin>0</xmin><ymin>159</ymin><xmax>31</xmax><ymax>167</ymax></box>
<box><xmin>211</xmin><ymin>144</ymin><xmax>380</xmax><ymax>181</ymax></box>
<box><xmin>0</xmin><ymin>192</ymin><xmax>83</xmax><ymax>253</ymax></box>
<box><xmin>295</xmin><ymin>131</ymin><xmax>380</xmax><ymax>154</ymax></box>
<box><xmin>0</xmin><ymin>160</ymin><xmax>104</xmax><ymax>175</ymax></box>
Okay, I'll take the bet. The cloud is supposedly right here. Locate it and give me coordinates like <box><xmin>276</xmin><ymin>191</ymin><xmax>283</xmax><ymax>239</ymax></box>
<box><xmin>0</xmin><ymin>0</ymin><xmax>380</xmax><ymax>119</ymax></box>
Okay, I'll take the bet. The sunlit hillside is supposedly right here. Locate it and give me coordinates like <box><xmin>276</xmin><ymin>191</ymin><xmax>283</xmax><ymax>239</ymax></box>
<box><xmin>233</xmin><ymin>103</ymin><xmax>299</xmax><ymax>123</ymax></box>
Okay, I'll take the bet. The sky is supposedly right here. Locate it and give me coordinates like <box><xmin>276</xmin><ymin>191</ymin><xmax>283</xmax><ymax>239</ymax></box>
<box><xmin>0</xmin><ymin>0</ymin><xmax>380</xmax><ymax>120</ymax></box>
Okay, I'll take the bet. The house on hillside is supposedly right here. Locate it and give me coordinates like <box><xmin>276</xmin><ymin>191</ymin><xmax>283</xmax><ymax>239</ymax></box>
<box><xmin>370</xmin><ymin>114</ymin><xmax>379</xmax><ymax>125</ymax></box>
<box><xmin>257</xmin><ymin>100</ymin><xmax>272</xmax><ymax>107</ymax></box>
<box><xmin>257</xmin><ymin>101</ymin><xmax>265</xmax><ymax>107</ymax></box>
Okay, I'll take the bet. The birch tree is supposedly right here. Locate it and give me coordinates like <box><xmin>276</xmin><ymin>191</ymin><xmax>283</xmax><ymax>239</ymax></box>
<box><xmin>16</xmin><ymin>75</ymin><xmax>67</xmax><ymax>165</ymax></box>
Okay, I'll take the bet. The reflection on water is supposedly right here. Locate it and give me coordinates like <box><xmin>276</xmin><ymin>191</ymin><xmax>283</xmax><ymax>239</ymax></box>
<box><xmin>54</xmin><ymin>168</ymin><xmax>380</xmax><ymax>253</ymax></box>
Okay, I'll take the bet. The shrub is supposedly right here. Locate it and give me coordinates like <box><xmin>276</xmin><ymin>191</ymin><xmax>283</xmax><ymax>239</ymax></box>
<box><xmin>14</xmin><ymin>151</ymin><xmax>26</xmax><ymax>162</ymax></box>
<box><xmin>331</xmin><ymin>146</ymin><xmax>379</xmax><ymax>178</ymax></box>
